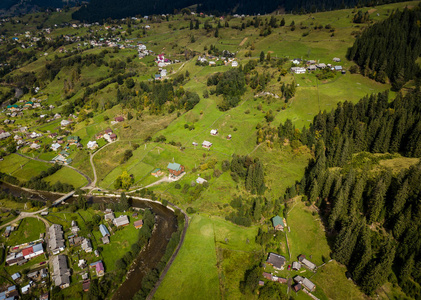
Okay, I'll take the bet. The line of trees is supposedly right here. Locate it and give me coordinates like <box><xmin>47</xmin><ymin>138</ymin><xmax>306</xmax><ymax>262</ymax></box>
<box><xmin>279</xmin><ymin>88</ymin><xmax>421</xmax><ymax>297</ymax></box>
<box><xmin>347</xmin><ymin>5</ymin><xmax>421</xmax><ymax>89</ymax></box>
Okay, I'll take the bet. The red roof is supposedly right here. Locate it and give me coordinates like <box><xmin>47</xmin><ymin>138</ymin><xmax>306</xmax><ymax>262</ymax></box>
<box><xmin>115</xmin><ymin>117</ymin><xmax>124</xmax><ymax>122</ymax></box>
<box><xmin>105</xmin><ymin>128</ymin><xmax>113</xmax><ymax>134</ymax></box>
<box><xmin>22</xmin><ymin>246</ymin><xmax>34</xmax><ymax>256</ymax></box>
<box><xmin>110</xmin><ymin>133</ymin><xmax>117</xmax><ymax>139</ymax></box>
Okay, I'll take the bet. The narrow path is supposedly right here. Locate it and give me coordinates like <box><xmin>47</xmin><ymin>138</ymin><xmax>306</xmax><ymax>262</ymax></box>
<box><xmin>16</xmin><ymin>152</ymin><xmax>92</xmax><ymax>186</ymax></box>
<box><xmin>0</xmin><ymin>209</ymin><xmax>49</xmax><ymax>230</ymax></box>
<box><xmin>87</xmin><ymin>139</ymin><xmax>118</xmax><ymax>192</ymax></box>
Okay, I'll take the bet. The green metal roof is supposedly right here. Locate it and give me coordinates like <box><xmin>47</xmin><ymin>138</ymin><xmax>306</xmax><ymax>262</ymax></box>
<box><xmin>167</xmin><ymin>162</ymin><xmax>181</xmax><ymax>171</ymax></box>
<box><xmin>272</xmin><ymin>215</ymin><xmax>283</xmax><ymax>227</ymax></box>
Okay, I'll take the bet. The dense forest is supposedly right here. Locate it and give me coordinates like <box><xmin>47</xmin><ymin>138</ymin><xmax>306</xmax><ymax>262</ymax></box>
<box><xmin>73</xmin><ymin>0</ymin><xmax>408</xmax><ymax>22</ymax></box>
<box><xmin>275</xmin><ymin>89</ymin><xmax>421</xmax><ymax>297</ymax></box>
<box><xmin>0</xmin><ymin>0</ymin><xmax>80</xmax><ymax>11</ymax></box>
<box><xmin>347</xmin><ymin>5</ymin><xmax>421</xmax><ymax>90</ymax></box>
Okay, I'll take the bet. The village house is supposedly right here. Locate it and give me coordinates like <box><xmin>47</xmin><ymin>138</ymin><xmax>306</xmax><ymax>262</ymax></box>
<box><xmin>113</xmin><ymin>215</ymin><xmax>130</xmax><ymax>227</ymax></box>
<box><xmin>298</xmin><ymin>254</ymin><xmax>317</xmax><ymax>271</ymax></box>
<box><xmin>67</xmin><ymin>136</ymin><xmax>80</xmax><ymax>145</ymax></box>
<box><xmin>291</xmin><ymin>67</ymin><xmax>306</xmax><ymax>74</ymax></box>
<box><xmin>52</xmin><ymin>255</ymin><xmax>70</xmax><ymax>289</ymax></box>
<box><xmin>292</xmin><ymin>261</ymin><xmax>302</xmax><ymax>270</ymax></box>
<box><xmin>167</xmin><ymin>162</ymin><xmax>185</xmax><ymax>177</ymax></box>
<box><xmin>90</xmin><ymin>261</ymin><xmax>105</xmax><ymax>277</ymax></box>
<box><xmin>103</xmin><ymin>133</ymin><xmax>117</xmax><ymax>143</ymax></box>
<box><xmin>0</xmin><ymin>285</ymin><xmax>19</xmax><ymax>299</ymax></box>
<box><xmin>196</xmin><ymin>177</ymin><xmax>207</xmax><ymax>185</ymax></box>
<box><xmin>30</xmin><ymin>143</ymin><xmax>41</xmax><ymax>150</ymax></box>
<box><xmin>134</xmin><ymin>220</ymin><xmax>143</xmax><ymax>229</ymax></box>
<box><xmin>99</xmin><ymin>224</ymin><xmax>110</xmax><ymax>237</ymax></box>
<box><xmin>293</xmin><ymin>275</ymin><xmax>316</xmax><ymax>292</ymax></box>
<box><xmin>102</xmin><ymin>236</ymin><xmax>110</xmax><ymax>244</ymax></box>
<box><xmin>272</xmin><ymin>215</ymin><xmax>284</xmax><ymax>231</ymax></box>
<box><xmin>202</xmin><ymin>140</ymin><xmax>212</xmax><ymax>149</ymax></box>
<box><xmin>333</xmin><ymin>57</ymin><xmax>341</xmax><ymax>62</ymax></box>
<box><xmin>7</xmin><ymin>104</ymin><xmax>20</xmax><ymax>111</ymax></box>
<box><xmin>293</xmin><ymin>283</ymin><xmax>302</xmax><ymax>292</ymax></box>
<box><xmin>23</xmin><ymin>101</ymin><xmax>33</xmax><ymax>109</ymax></box>
<box><xmin>210</xmin><ymin>129</ymin><xmax>218</xmax><ymax>135</ymax></box>
<box><xmin>11</xmin><ymin>273</ymin><xmax>20</xmax><ymax>281</ymax></box>
<box><xmin>114</xmin><ymin>116</ymin><xmax>124</xmax><ymax>122</ymax></box>
<box><xmin>266</xmin><ymin>253</ymin><xmax>286</xmax><ymax>270</ymax></box>
<box><xmin>27</xmin><ymin>270</ymin><xmax>39</xmax><ymax>280</ymax></box>
<box><xmin>0</xmin><ymin>131</ymin><xmax>11</xmax><ymax>140</ymax></box>
<box><xmin>51</xmin><ymin>143</ymin><xmax>61</xmax><ymax>151</ymax></box>
<box><xmin>104</xmin><ymin>212</ymin><xmax>115</xmax><ymax>221</ymax></box>
<box><xmin>60</xmin><ymin>119</ymin><xmax>71</xmax><ymax>127</ymax></box>
<box><xmin>316</xmin><ymin>63</ymin><xmax>327</xmax><ymax>69</ymax></box>
<box><xmin>71</xmin><ymin>221</ymin><xmax>80</xmax><ymax>235</ymax></box>
<box><xmin>232</xmin><ymin>61</ymin><xmax>238</xmax><ymax>67</ymax></box>
<box><xmin>151</xmin><ymin>168</ymin><xmax>163</xmax><ymax>177</ymax></box>
<box><xmin>49</xmin><ymin>224</ymin><xmax>66</xmax><ymax>255</ymax></box>
<box><xmin>5</xmin><ymin>252</ymin><xmax>24</xmax><ymax>266</ymax></box>
<box><xmin>68</xmin><ymin>235</ymin><xmax>83</xmax><ymax>246</ymax></box>
<box><xmin>307</xmin><ymin>65</ymin><xmax>317</xmax><ymax>71</ymax></box>
<box><xmin>81</xmin><ymin>238</ymin><xmax>93</xmax><ymax>253</ymax></box>
<box><xmin>22</xmin><ymin>243</ymin><xmax>43</xmax><ymax>260</ymax></box>
<box><xmin>83</xmin><ymin>280</ymin><xmax>90</xmax><ymax>292</ymax></box>
<box><xmin>87</xmin><ymin>141</ymin><xmax>98</xmax><ymax>150</ymax></box>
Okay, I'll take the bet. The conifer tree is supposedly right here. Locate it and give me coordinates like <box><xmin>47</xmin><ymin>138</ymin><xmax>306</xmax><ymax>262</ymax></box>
<box><xmin>367</xmin><ymin>178</ymin><xmax>387</xmax><ymax>224</ymax></box>
<box><xmin>350</xmin><ymin>221</ymin><xmax>372</xmax><ymax>282</ymax></box>
<box><xmin>391</xmin><ymin>179</ymin><xmax>409</xmax><ymax>216</ymax></box>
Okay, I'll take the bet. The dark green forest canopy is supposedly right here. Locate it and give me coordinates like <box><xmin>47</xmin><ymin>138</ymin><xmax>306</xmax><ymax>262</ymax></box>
<box><xmin>347</xmin><ymin>4</ymin><xmax>421</xmax><ymax>90</ymax></box>
<box><xmin>278</xmin><ymin>89</ymin><xmax>421</xmax><ymax>297</ymax></box>
<box><xmin>72</xmin><ymin>0</ymin><xmax>409</xmax><ymax>22</ymax></box>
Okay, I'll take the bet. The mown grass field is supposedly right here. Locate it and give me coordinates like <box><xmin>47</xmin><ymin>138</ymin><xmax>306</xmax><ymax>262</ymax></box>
<box><xmin>154</xmin><ymin>215</ymin><xmax>221</xmax><ymax>300</ymax></box>
<box><xmin>6</xmin><ymin>217</ymin><xmax>46</xmax><ymax>246</ymax></box>
<box><xmin>44</xmin><ymin>167</ymin><xmax>88</xmax><ymax>188</ymax></box>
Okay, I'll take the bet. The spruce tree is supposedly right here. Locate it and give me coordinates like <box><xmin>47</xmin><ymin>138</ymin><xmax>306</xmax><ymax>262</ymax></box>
<box><xmin>391</xmin><ymin>179</ymin><xmax>409</xmax><ymax>216</ymax></box>
<box><xmin>350</xmin><ymin>221</ymin><xmax>372</xmax><ymax>282</ymax></box>
<box><xmin>367</xmin><ymin>178</ymin><xmax>387</xmax><ymax>224</ymax></box>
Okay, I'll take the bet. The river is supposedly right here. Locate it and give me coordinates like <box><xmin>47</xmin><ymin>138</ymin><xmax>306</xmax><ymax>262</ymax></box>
<box><xmin>0</xmin><ymin>183</ymin><xmax>178</xmax><ymax>300</ymax></box>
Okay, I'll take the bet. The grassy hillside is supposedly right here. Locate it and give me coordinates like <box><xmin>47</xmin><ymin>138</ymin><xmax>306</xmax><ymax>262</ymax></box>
<box><xmin>0</xmin><ymin>2</ymin><xmax>419</xmax><ymax>299</ymax></box>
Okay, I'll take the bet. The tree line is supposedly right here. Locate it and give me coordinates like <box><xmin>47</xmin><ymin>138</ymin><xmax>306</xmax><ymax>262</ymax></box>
<box><xmin>347</xmin><ymin>5</ymin><xmax>421</xmax><ymax>90</ymax></box>
<box><xmin>73</xmin><ymin>0</ymin><xmax>409</xmax><ymax>23</ymax></box>
<box><xmin>276</xmin><ymin>89</ymin><xmax>421</xmax><ymax>297</ymax></box>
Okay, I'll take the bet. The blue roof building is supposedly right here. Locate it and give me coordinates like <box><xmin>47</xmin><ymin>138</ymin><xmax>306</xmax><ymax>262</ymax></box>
<box><xmin>99</xmin><ymin>224</ymin><xmax>110</xmax><ymax>237</ymax></box>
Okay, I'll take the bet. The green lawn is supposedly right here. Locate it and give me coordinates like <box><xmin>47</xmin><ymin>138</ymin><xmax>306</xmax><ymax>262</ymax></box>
<box><xmin>6</xmin><ymin>217</ymin><xmax>46</xmax><ymax>246</ymax></box>
<box><xmin>93</xmin><ymin>217</ymin><xmax>139</xmax><ymax>272</ymax></box>
<box><xmin>44</xmin><ymin>167</ymin><xmax>88</xmax><ymax>188</ymax></box>
<box><xmin>154</xmin><ymin>214</ymin><xmax>221</xmax><ymax>300</ymax></box>
<box><xmin>312</xmin><ymin>261</ymin><xmax>365</xmax><ymax>300</ymax></box>
<box><xmin>0</xmin><ymin>154</ymin><xmax>30</xmax><ymax>175</ymax></box>
<box><xmin>286</xmin><ymin>198</ymin><xmax>331</xmax><ymax>265</ymax></box>
<box><xmin>11</xmin><ymin>160</ymin><xmax>52</xmax><ymax>182</ymax></box>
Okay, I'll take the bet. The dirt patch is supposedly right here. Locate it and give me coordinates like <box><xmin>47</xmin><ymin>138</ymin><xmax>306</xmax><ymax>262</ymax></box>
<box><xmin>368</xmin><ymin>8</ymin><xmax>377</xmax><ymax>14</ymax></box>
<box><xmin>239</xmin><ymin>37</ymin><xmax>248</xmax><ymax>46</ymax></box>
